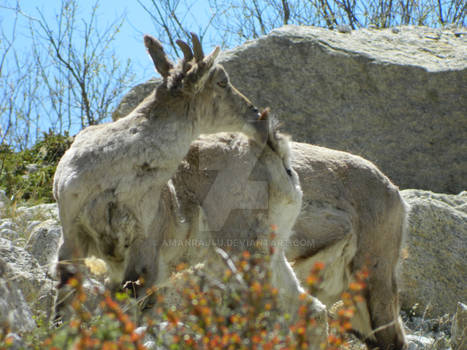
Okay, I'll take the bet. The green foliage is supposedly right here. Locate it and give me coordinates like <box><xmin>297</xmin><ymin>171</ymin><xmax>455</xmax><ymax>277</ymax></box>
<box><xmin>0</xmin><ymin>131</ymin><xmax>72</xmax><ymax>204</ymax></box>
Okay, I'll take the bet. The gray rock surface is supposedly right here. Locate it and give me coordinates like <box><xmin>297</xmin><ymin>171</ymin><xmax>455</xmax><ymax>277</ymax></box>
<box><xmin>400</xmin><ymin>189</ymin><xmax>467</xmax><ymax>317</ymax></box>
<box><xmin>112</xmin><ymin>78</ymin><xmax>159</xmax><ymax>121</ymax></box>
<box><xmin>0</xmin><ymin>237</ymin><xmax>56</xmax><ymax>323</ymax></box>
<box><xmin>0</xmin><ymin>219</ymin><xmax>20</xmax><ymax>240</ymax></box>
<box><xmin>15</xmin><ymin>203</ymin><xmax>59</xmax><ymax>222</ymax></box>
<box><xmin>451</xmin><ymin>302</ymin><xmax>467</xmax><ymax>350</ymax></box>
<box><xmin>57</xmin><ymin>275</ymin><xmax>107</xmax><ymax>322</ymax></box>
<box><xmin>402</xmin><ymin>310</ymin><xmax>452</xmax><ymax>348</ymax></box>
<box><xmin>114</xmin><ymin>25</ymin><xmax>466</xmax><ymax>193</ymax></box>
<box><xmin>0</xmin><ymin>261</ymin><xmax>36</xmax><ymax>333</ymax></box>
<box><xmin>219</xmin><ymin>25</ymin><xmax>466</xmax><ymax>194</ymax></box>
<box><xmin>406</xmin><ymin>335</ymin><xmax>435</xmax><ymax>350</ymax></box>
<box><xmin>406</xmin><ymin>333</ymin><xmax>450</xmax><ymax>350</ymax></box>
<box><xmin>25</xmin><ymin>219</ymin><xmax>62</xmax><ymax>269</ymax></box>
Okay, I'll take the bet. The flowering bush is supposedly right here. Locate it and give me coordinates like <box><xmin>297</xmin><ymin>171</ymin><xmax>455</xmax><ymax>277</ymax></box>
<box><xmin>148</xmin><ymin>247</ymin><xmax>366</xmax><ymax>349</ymax></box>
<box><xmin>40</xmin><ymin>273</ymin><xmax>146</xmax><ymax>350</ymax></box>
<box><xmin>0</xmin><ymin>247</ymin><xmax>368</xmax><ymax>349</ymax></box>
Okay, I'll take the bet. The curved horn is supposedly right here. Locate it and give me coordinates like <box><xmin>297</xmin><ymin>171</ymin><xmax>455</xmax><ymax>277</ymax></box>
<box><xmin>176</xmin><ymin>39</ymin><xmax>194</xmax><ymax>61</ymax></box>
<box><xmin>144</xmin><ymin>34</ymin><xmax>174</xmax><ymax>78</ymax></box>
<box><xmin>190</xmin><ymin>32</ymin><xmax>204</xmax><ymax>62</ymax></box>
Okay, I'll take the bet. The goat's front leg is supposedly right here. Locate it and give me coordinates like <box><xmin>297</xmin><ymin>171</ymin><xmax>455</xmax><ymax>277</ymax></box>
<box><xmin>270</xmin><ymin>249</ymin><xmax>328</xmax><ymax>346</ymax></box>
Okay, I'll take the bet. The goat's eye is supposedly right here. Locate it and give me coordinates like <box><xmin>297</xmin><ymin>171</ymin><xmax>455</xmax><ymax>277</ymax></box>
<box><xmin>217</xmin><ymin>79</ymin><xmax>228</xmax><ymax>88</ymax></box>
<box><xmin>286</xmin><ymin>168</ymin><xmax>292</xmax><ymax>177</ymax></box>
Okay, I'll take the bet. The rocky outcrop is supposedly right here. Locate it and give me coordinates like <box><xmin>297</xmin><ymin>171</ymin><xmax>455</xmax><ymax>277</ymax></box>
<box><xmin>15</xmin><ymin>203</ymin><xmax>59</xmax><ymax>223</ymax></box>
<box><xmin>400</xmin><ymin>189</ymin><xmax>467</xmax><ymax>317</ymax></box>
<box><xmin>115</xmin><ymin>26</ymin><xmax>466</xmax><ymax>193</ymax></box>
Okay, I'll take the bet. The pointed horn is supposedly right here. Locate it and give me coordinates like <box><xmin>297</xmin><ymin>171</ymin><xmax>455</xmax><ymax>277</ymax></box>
<box><xmin>190</xmin><ymin>32</ymin><xmax>204</xmax><ymax>62</ymax></box>
<box><xmin>176</xmin><ymin>39</ymin><xmax>193</xmax><ymax>61</ymax></box>
<box><xmin>144</xmin><ymin>34</ymin><xmax>174</xmax><ymax>78</ymax></box>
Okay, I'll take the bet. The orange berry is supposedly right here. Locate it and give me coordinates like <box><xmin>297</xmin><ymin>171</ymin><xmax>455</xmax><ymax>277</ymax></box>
<box><xmin>353</xmin><ymin>295</ymin><xmax>365</xmax><ymax>303</ymax></box>
<box><xmin>349</xmin><ymin>282</ymin><xmax>365</xmax><ymax>291</ymax></box>
<box><xmin>307</xmin><ymin>275</ymin><xmax>318</xmax><ymax>285</ymax></box>
<box><xmin>313</xmin><ymin>261</ymin><xmax>325</xmax><ymax>271</ymax></box>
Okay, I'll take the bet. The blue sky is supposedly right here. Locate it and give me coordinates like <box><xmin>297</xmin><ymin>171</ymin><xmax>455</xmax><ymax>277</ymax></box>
<box><xmin>1</xmin><ymin>0</ymin><xmax>215</xmax><ymax>83</ymax></box>
<box><xmin>0</xmin><ymin>0</ymin><xmax>220</xmax><ymax>145</ymax></box>
<box><xmin>4</xmin><ymin>1</ymin><xmax>460</xmax><ymax>147</ymax></box>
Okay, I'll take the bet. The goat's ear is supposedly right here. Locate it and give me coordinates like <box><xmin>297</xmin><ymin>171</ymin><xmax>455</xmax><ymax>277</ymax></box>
<box><xmin>203</xmin><ymin>46</ymin><xmax>220</xmax><ymax>67</ymax></box>
<box><xmin>144</xmin><ymin>35</ymin><xmax>174</xmax><ymax>78</ymax></box>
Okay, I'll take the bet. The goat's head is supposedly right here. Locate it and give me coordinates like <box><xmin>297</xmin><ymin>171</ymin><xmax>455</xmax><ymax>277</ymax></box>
<box><xmin>259</xmin><ymin>108</ymin><xmax>303</xmax><ymax>239</ymax></box>
<box><xmin>144</xmin><ymin>33</ymin><xmax>265</xmax><ymax>140</ymax></box>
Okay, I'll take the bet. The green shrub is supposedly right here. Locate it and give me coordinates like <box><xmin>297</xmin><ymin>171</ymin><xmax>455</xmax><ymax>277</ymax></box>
<box><xmin>0</xmin><ymin>131</ymin><xmax>72</xmax><ymax>204</ymax></box>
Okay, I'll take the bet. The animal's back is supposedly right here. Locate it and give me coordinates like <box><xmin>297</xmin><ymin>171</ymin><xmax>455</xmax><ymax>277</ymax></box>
<box><xmin>288</xmin><ymin>141</ymin><xmax>405</xmax><ymax>258</ymax></box>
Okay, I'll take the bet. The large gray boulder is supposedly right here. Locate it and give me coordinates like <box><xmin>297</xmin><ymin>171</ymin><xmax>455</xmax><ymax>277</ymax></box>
<box><xmin>115</xmin><ymin>25</ymin><xmax>466</xmax><ymax>193</ymax></box>
<box><xmin>399</xmin><ymin>189</ymin><xmax>467</xmax><ymax>317</ymax></box>
<box><xmin>219</xmin><ymin>25</ymin><xmax>466</xmax><ymax>194</ymax></box>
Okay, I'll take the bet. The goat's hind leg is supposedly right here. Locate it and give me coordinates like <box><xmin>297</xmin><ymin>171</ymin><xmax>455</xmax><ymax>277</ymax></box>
<box><xmin>359</xmin><ymin>205</ymin><xmax>407</xmax><ymax>350</ymax></box>
<box><xmin>54</xmin><ymin>228</ymin><xmax>89</xmax><ymax>323</ymax></box>
<box><xmin>363</xmin><ymin>267</ymin><xmax>406</xmax><ymax>350</ymax></box>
